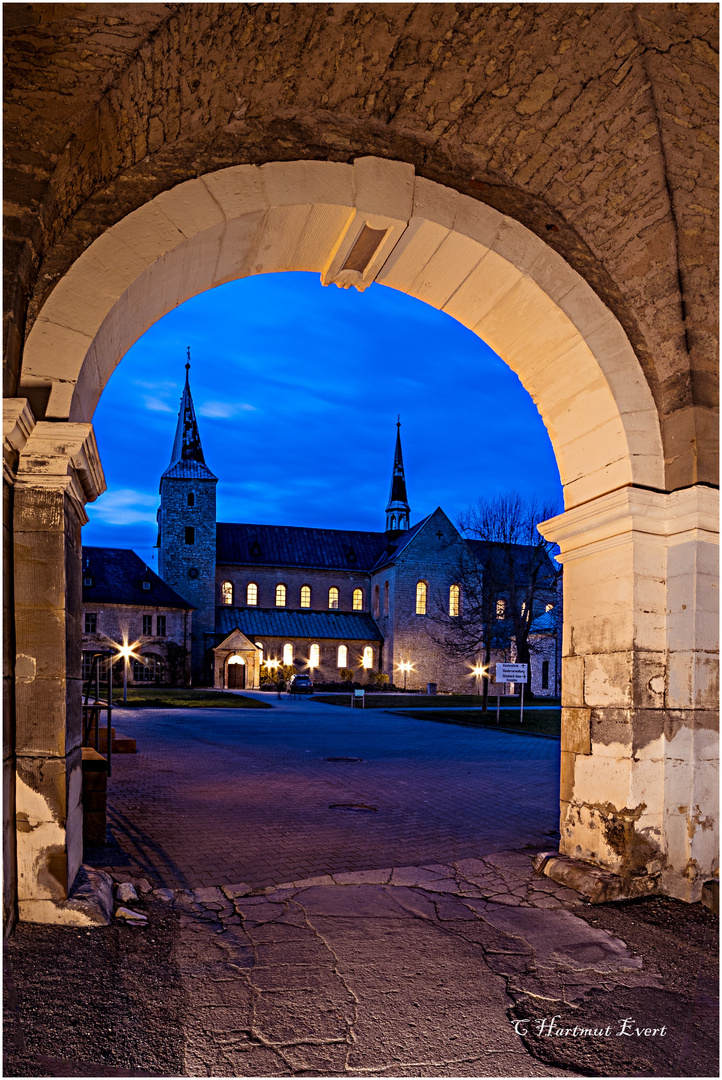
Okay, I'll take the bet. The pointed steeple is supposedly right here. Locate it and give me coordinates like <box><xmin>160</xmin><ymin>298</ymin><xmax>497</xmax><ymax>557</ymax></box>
<box><xmin>385</xmin><ymin>416</ymin><xmax>411</xmax><ymax>533</ymax></box>
<box><xmin>162</xmin><ymin>350</ymin><xmax>217</xmax><ymax>479</ymax></box>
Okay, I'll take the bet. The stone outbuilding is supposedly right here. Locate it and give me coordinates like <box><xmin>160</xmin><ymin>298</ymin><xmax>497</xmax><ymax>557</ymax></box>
<box><xmin>212</xmin><ymin>629</ymin><xmax>261</xmax><ymax>690</ymax></box>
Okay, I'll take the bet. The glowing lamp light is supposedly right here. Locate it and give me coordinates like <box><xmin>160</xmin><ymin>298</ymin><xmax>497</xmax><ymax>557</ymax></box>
<box><xmin>111</xmin><ymin>637</ymin><xmax>143</xmax><ymax>704</ymax></box>
<box><xmin>396</xmin><ymin>660</ymin><xmax>414</xmax><ymax>690</ymax></box>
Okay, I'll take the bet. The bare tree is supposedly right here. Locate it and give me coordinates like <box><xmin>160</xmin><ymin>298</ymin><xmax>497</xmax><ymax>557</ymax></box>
<box><xmin>430</xmin><ymin>492</ymin><xmax>561</xmax><ymax>710</ymax></box>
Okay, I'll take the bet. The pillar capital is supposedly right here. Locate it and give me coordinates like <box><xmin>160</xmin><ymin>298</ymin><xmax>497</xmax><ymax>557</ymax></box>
<box><xmin>3</xmin><ymin>398</ymin><xmax>36</xmax><ymax>483</ymax></box>
<box><xmin>539</xmin><ymin>484</ymin><xmax>719</xmax><ymax>563</ymax></box>
<box><xmin>15</xmin><ymin>421</ymin><xmax>106</xmax><ymax>523</ymax></box>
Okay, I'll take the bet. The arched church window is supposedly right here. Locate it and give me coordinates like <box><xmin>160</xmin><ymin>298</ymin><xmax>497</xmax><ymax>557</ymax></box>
<box><xmin>282</xmin><ymin>642</ymin><xmax>294</xmax><ymax>665</ymax></box>
<box><xmin>187</xmin><ymin>492</ymin><xmax>195</xmax><ymax>507</ymax></box>
<box><xmin>133</xmin><ymin>653</ymin><xmax>164</xmax><ymax>683</ymax></box>
<box><xmin>496</xmin><ymin>598</ymin><xmax>506</xmax><ymax>620</ymax></box>
<box><xmin>362</xmin><ymin>646</ymin><xmax>373</xmax><ymax>669</ymax></box>
<box><xmin>328</xmin><ymin>587</ymin><xmax>339</xmax><ymax>610</ymax></box>
<box><xmin>384</xmin><ymin>581</ymin><xmax>389</xmax><ymax>615</ymax></box>
<box><xmin>309</xmin><ymin>643</ymin><xmax>320</xmax><ymax>668</ymax></box>
<box><xmin>247</xmin><ymin>582</ymin><xmax>258</xmax><ymax>606</ymax></box>
<box><xmin>276</xmin><ymin>584</ymin><xmax>286</xmax><ymax>607</ymax></box>
<box><xmin>415</xmin><ymin>581</ymin><xmax>427</xmax><ymax>615</ymax></box>
<box><xmin>449</xmin><ymin>584</ymin><xmax>460</xmax><ymax>617</ymax></box>
<box><xmin>221</xmin><ymin>581</ymin><xmax>233</xmax><ymax>605</ymax></box>
<box><xmin>300</xmin><ymin>585</ymin><xmax>311</xmax><ymax>608</ymax></box>
<box><xmin>352</xmin><ymin>588</ymin><xmax>363</xmax><ymax>610</ymax></box>
<box><xmin>185</xmin><ymin>526</ymin><xmax>195</xmax><ymax>545</ymax></box>
<box><xmin>337</xmin><ymin>645</ymin><xmax>348</xmax><ymax>668</ymax></box>
<box><xmin>373</xmin><ymin>584</ymin><xmax>380</xmax><ymax>617</ymax></box>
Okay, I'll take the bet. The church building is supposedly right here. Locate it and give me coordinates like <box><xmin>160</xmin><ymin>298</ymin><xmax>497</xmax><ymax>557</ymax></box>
<box><xmin>157</xmin><ymin>366</ymin><xmax>560</xmax><ymax>694</ymax></box>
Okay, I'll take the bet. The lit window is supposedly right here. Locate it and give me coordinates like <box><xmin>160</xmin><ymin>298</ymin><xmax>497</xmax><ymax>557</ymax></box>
<box><xmin>449</xmin><ymin>584</ymin><xmax>460</xmax><ymax>617</ymax></box>
<box><xmin>255</xmin><ymin>642</ymin><xmax>264</xmax><ymax>664</ymax></box>
<box><xmin>415</xmin><ymin>581</ymin><xmax>427</xmax><ymax>615</ymax></box>
<box><xmin>187</xmin><ymin>492</ymin><xmax>195</xmax><ymax>507</ymax></box>
<box><xmin>301</xmin><ymin>585</ymin><xmax>311</xmax><ymax>608</ymax></box>
<box><xmin>546</xmin><ymin>603</ymin><xmax>554</xmax><ymax>612</ymax></box>
<box><xmin>221</xmin><ymin>581</ymin><xmax>233</xmax><ymax>605</ymax></box>
<box><xmin>384</xmin><ymin>581</ymin><xmax>389</xmax><ymax>615</ymax></box>
<box><xmin>496</xmin><ymin>599</ymin><xmax>506</xmax><ymax>620</ymax></box>
<box><xmin>362</xmin><ymin>646</ymin><xmax>373</xmax><ymax>669</ymax></box>
<box><xmin>185</xmin><ymin>526</ymin><xmax>195</xmax><ymax>545</ymax></box>
<box><xmin>282</xmin><ymin>642</ymin><xmax>293</xmax><ymax>665</ymax></box>
<box><xmin>309</xmin><ymin>643</ymin><xmax>320</xmax><ymax>668</ymax></box>
<box><xmin>521</xmin><ymin>601</ymin><xmax>527</xmax><ymax>619</ymax></box>
<box><xmin>143</xmin><ymin>615</ymin><xmax>153</xmax><ymax>635</ymax></box>
<box><xmin>247</xmin><ymin>582</ymin><xmax>258</xmax><ymax>606</ymax></box>
<box><xmin>276</xmin><ymin>584</ymin><xmax>286</xmax><ymax>607</ymax></box>
<box><xmin>84</xmin><ymin>613</ymin><xmax>97</xmax><ymax>634</ymax></box>
<box><xmin>337</xmin><ymin>645</ymin><xmax>348</xmax><ymax>668</ymax></box>
<box><xmin>156</xmin><ymin>615</ymin><xmax>166</xmax><ymax>636</ymax></box>
<box><xmin>352</xmin><ymin>588</ymin><xmax>363</xmax><ymax>610</ymax></box>
<box><xmin>328</xmin><ymin>587</ymin><xmax>339</xmax><ymax>610</ymax></box>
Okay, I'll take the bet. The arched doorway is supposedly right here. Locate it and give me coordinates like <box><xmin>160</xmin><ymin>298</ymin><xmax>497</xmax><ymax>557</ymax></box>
<box><xmin>6</xmin><ymin>158</ymin><xmax>717</xmax><ymax>922</ymax></box>
<box><xmin>226</xmin><ymin>655</ymin><xmax>246</xmax><ymax>690</ymax></box>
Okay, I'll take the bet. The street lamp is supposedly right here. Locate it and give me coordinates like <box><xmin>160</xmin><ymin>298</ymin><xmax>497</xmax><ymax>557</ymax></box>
<box><xmin>113</xmin><ymin>639</ymin><xmax>142</xmax><ymax>705</ymax></box>
<box><xmin>397</xmin><ymin>661</ymin><xmax>413</xmax><ymax>691</ymax></box>
<box><xmin>470</xmin><ymin>664</ymin><xmax>486</xmax><ymax>698</ymax></box>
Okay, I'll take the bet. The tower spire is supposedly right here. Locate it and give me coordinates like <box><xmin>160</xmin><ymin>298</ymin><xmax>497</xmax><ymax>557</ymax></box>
<box><xmin>162</xmin><ymin>352</ymin><xmax>217</xmax><ymax>479</ymax></box>
<box><xmin>385</xmin><ymin>417</ymin><xmax>410</xmax><ymax>533</ymax></box>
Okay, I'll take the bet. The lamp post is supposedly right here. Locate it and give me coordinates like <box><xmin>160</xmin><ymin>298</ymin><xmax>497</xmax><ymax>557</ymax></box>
<box><xmin>471</xmin><ymin>664</ymin><xmax>486</xmax><ymax>700</ymax></box>
<box><xmin>114</xmin><ymin>641</ymin><xmax>140</xmax><ymax>705</ymax></box>
<box><xmin>398</xmin><ymin>661</ymin><xmax>412</xmax><ymax>691</ymax></box>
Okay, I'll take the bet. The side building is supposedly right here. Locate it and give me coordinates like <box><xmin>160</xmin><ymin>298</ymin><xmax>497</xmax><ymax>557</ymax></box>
<box><xmin>81</xmin><ymin>547</ymin><xmax>193</xmax><ymax>686</ymax></box>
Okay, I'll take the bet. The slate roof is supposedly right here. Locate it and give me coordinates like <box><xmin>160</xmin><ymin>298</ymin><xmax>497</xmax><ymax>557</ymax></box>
<box><xmin>216</xmin><ymin>606</ymin><xmax>382</xmax><ymax>641</ymax></box>
<box><xmin>370</xmin><ymin>515</ymin><xmax>430</xmax><ymax>571</ymax></box>
<box><xmin>82</xmin><ymin>547</ymin><xmax>193</xmax><ymax>609</ymax></box>
<box><xmin>530</xmin><ymin>610</ymin><xmax>557</xmax><ymax>633</ymax></box>
<box><xmin>162</xmin><ymin>459</ymin><xmax>217</xmax><ymax>481</ymax></box>
<box><xmin>216</xmin><ymin>523</ymin><xmax>391</xmax><ymax>571</ymax></box>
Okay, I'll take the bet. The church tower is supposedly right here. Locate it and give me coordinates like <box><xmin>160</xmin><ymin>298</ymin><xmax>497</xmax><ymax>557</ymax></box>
<box><xmin>157</xmin><ymin>354</ymin><xmax>218</xmax><ymax>682</ymax></box>
<box><xmin>385</xmin><ymin>418</ymin><xmax>411</xmax><ymax>533</ymax></box>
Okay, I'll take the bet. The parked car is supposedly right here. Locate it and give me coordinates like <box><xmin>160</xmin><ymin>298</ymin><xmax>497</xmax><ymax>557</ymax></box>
<box><xmin>289</xmin><ymin>673</ymin><xmax>314</xmax><ymax>695</ymax></box>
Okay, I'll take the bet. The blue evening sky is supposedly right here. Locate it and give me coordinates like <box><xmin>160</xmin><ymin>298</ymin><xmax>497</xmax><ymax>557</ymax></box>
<box><xmin>83</xmin><ymin>272</ymin><xmax>562</xmax><ymax>569</ymax></box>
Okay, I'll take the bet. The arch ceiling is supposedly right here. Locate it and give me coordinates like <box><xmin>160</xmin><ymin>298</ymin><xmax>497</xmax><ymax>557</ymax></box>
<box><xmin>21</xmin><ymin>158</ymin><xmax>663</xmax><ymax>510</ymax></box>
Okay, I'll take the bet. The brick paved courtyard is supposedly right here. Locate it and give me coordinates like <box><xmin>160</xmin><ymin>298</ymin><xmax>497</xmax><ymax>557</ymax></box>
<box><xmin>95</xmin><ymin>696</ymin><xmax>561</xmax><ymax>890</ymax></box>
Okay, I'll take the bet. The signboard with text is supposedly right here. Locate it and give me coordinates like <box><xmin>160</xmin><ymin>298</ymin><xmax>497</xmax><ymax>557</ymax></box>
<box><xmin>495</xmin><ymin>663</ymin><xmax>528</xmax><ymax>683</ymax></box>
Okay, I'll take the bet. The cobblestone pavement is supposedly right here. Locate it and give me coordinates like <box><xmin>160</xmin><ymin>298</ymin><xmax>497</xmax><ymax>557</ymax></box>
<box><xmin>93</xmin><ymin>696</ymin><xmax>561</xmax><ymax>890</ymax></box>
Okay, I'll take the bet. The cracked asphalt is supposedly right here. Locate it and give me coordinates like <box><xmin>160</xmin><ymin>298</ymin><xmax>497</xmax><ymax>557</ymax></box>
<box><xmin>4</xmin><ymin>698</ymin><xmax>718</xmax><ymax>1077</ymax></box>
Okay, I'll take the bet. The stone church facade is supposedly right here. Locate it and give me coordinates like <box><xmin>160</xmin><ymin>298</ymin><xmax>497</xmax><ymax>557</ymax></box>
<box><xmin>158</xmin><ymin>367</ymin><xmax>561</xmax><ymax>694</ymax></box>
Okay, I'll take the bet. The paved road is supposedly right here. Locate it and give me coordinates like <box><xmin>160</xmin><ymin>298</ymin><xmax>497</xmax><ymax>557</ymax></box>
<box><xmin>96</xmin><ymin>696</ymin><xmax>561</xmax><ymax>890</ymax></box>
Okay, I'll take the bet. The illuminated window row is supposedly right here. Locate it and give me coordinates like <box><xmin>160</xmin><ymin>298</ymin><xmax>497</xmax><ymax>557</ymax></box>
<box><xmin>254</xmin><ymin>642</ymin><xmax>375</xmax><ymax>669</ymax></box>
<box><xmin>414</xmin><ymin>582</ymin><xmax>461</xmax><ymax>616</ymax></box>
<box><xmin>221</xmin><ymin>581</ymin><xmax>365</xmax><ymax>610</ymax></box>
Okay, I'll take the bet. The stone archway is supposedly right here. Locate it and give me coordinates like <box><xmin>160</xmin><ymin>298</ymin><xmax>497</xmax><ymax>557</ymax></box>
<box><xmin>6</xmin><ymin>157</ymin><xmax>717</xmax><ymax>923</ymax></box>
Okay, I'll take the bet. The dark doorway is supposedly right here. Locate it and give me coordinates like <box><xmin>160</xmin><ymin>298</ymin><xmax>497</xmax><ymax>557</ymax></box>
<box><xmin>227</xmin><ymin>661</ymin><xmax>245</xmax><ymax>689</ymax></box>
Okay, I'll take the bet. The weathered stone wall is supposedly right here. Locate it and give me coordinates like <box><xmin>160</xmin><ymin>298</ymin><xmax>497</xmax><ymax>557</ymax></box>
<box><xmin>4</xmin><ymin>3</ymin><xmax>718</xmax><ymax>487</ymax></box>
<box><xmin>216</xmin><ymin>565</ymin><xmax>371</xmax><ymax>612</ymax></box>
<box><xmin>158</xmin><ymin>474</ymin><xmax>216</xmax><ymax>679</ymax></box>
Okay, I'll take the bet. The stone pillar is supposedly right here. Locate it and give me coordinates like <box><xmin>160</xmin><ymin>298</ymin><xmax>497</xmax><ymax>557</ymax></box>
<box><xmin>12</xmin><ymin>419</ymin><xmax>105</xmax><ymax>923</ymax></box>
<box><xmin>539</xmin><ymin>485</ymin><xmax>718</xmax><ymax>901</ymax></box>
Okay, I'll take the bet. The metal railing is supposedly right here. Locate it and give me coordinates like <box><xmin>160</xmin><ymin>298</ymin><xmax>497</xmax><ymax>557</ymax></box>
<box><xmin>82</xmin><ymin>649</ymin><xmax>114</xmax><ymax>777</ymax></box>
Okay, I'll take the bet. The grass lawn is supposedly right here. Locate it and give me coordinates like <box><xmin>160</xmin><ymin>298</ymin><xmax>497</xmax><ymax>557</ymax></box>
<box><xmin>404</xmin><ymin>707</ymin><xmax>561</xmax><ymax>738</ymax></box>
<box><xmin>113</xmin><ymin>687</ymin><xmax>272</xmax><ymax>709</ymax></box>
<box><xmin>316</xmin><ymin>693</ymin><xmax>496</xmax><ymax>709</ymax></box>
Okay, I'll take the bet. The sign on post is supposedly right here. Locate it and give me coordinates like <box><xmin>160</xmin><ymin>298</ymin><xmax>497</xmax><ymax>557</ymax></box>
<box><xmin>495</xmin><ymin>663</ymin><xmax>528</xmax><ymax>723</ymax></box>
<box><xmin>495</xmin><ymin>663</ymin><xmax>528</xmax><ymax>683</ymax></box>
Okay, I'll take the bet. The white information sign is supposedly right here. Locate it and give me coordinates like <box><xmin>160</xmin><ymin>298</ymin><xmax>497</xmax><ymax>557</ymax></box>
<box><xmin>495</xmin><ymin>663</ymin><xmax>528</xmax><ymax>683</ymax></box>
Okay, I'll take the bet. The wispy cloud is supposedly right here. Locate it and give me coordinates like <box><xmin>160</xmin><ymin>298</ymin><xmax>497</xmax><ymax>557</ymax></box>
<box><xmin>142</xmin><ymin>396</ymin><xmax>175</xmax><ymax>413</ymax></box>
<box><xmin>90</xmin><ymin>489</ymin><xmax>158</xmax><ymax>526</ymax></box>
<box><xmin>197</xmin><ymin>401</ymin><xmax>256</xmax><ymax>418</ymax></box>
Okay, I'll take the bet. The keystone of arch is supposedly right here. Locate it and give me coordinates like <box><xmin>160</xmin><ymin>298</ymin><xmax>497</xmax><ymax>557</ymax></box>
<box><xmin>20</xmin><ymin>157</ymin><xmax>664</xmax><ymax>508</ymax></box>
